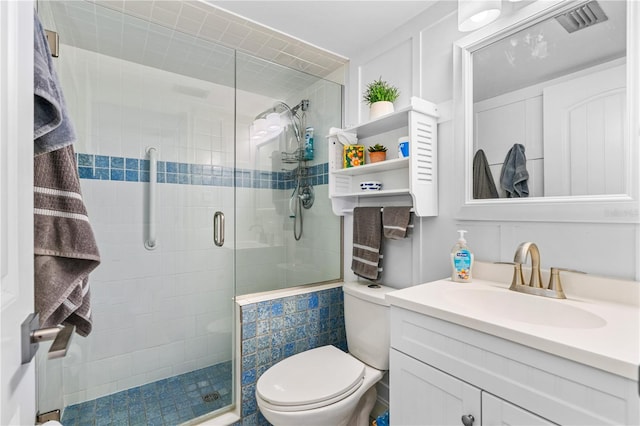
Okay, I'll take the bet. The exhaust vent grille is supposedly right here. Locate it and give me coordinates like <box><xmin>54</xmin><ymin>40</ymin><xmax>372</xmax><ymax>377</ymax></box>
<box><xmin>555</xmin><ymin>1</ymin><xmax>608</xmax><ymax>33</ymax></box>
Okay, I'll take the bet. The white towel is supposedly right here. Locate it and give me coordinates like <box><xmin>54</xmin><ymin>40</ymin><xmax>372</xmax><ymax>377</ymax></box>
<box><xmin>328</xmin><ymin>127</ymin><xmax>358</xmax><ymax>145</ymax></box>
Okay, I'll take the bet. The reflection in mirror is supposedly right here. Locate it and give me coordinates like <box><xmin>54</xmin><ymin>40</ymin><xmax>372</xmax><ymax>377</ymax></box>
<box><xmin>472</xmin><ymin>0</ymin><xmax>626</xmax><ymax>199</ymax></box>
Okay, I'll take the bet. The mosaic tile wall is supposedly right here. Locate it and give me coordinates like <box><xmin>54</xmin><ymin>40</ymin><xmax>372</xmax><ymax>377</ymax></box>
<box><xmin>239</xmin><ymin>286</ymin><xmax>347</xmax><ymax>425</ymax></box>
<box><xmin>76</xmin><ymin>152</ymin><xmax>329</xmax><ymax>189</ymax></box>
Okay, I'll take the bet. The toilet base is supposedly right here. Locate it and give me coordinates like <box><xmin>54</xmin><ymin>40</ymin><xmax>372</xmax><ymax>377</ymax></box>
<box><xmin>346</xmin><ymin>385</ymin><xmax>377</xmax><ymax>426</ymax></box>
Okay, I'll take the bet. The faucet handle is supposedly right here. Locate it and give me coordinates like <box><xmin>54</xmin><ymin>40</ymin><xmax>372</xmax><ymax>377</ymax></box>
<box><xmin>505</xmin><ymin>262</ymin><xmax>526</xmax><ymax>290</ymax></box>
<box><xmin>548</xmin><ymin>267</ymin><xmax>587</xmax><ymax>296</ymax></box>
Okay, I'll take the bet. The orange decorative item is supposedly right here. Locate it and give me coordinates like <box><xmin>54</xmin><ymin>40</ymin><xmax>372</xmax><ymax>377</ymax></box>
<box><xmin>369</xmin><ymin>151</ymin><xmax>386</xmax><ymax>163</ymax></box>
<box><xmin>343</xmin><ymin>145</ymin><xmax>365</xmax><ymax>168</ymax></box>
<box><xmin>367</xmin><ymin>143</ymin><xmax>387</xmax><ymax>163</ymax></box>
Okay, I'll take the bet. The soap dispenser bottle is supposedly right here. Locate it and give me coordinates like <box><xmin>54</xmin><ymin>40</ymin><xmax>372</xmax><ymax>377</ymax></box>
<box><xmin>451</xmin><ymin>230</ymin><xmax>473</xmax><ymax>283</ymax></box>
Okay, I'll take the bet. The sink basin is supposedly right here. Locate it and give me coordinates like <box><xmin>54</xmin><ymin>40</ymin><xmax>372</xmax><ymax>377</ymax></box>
<box><xmin>443</xmin><ymin>287</ymin><xmax>607</xmax><ymax>329</ymax></box>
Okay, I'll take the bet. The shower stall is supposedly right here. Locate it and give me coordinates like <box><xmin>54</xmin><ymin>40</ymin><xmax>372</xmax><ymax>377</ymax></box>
<box><xmin>35</xmin><ymin>1</ymin><xmax>342</xmax><ymax>424</ymax></box>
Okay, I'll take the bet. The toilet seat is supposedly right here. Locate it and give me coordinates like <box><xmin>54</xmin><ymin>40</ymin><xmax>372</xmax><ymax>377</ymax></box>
<box><xmin>256</xmin><ymin>345</ymin><xmax>366</xmax><ymax>412</ymax></box>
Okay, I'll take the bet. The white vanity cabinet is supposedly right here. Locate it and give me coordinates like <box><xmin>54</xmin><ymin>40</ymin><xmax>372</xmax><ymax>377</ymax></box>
<box><xmin>391</xmin><ymin>349</ymin><xmax>554</xmax><ymax>426</ymax></box>
<box><xmin>389</xmin><ymin>306</ymin><xmax>639</xmax><ymax>426</ymax></box>
<box><xmin>328</xmin><ymin>97</ymin><xmax>438</xmax><ymax>217</ymax></box>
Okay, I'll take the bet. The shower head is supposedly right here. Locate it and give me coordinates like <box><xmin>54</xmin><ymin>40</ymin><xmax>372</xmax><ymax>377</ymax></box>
<box><xmin>253</xmin><ymin>99</ymin><xmax>309</xmax><ymax>143</ymax></box>
<box><xmin>254</xmin><ymin>99</ymin><xmax>309</xmax><ymax>120</ymax></box>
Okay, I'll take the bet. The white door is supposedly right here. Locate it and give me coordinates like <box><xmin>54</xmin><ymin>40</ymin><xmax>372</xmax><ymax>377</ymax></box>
<box><xmin>543</xmin><ymin>63</ymin><xmax>626</xmax><ymax>196</ymax></box>
<box><xmin>1</xmin><ymin>1</ymin><xmax>37</xmax><ymax>424</ymax></box>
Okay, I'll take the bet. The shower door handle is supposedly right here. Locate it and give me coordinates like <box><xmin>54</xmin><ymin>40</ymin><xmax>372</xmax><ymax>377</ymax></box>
<box><xmin>213</xmin><ymin>211</ymin><xmax>225</xmax><ymax>247</ymax></box>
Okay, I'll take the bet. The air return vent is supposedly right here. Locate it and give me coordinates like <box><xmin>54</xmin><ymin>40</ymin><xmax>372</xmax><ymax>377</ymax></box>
<box><xmin>555</xmin><ymin>1</ymin><xmax>608</xmax><ymax>33</ymax></box>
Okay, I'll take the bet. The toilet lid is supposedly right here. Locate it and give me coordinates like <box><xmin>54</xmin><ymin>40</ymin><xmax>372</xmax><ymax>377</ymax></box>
<box><xmin>256</xmin><ymin>345</ymin><xmax>365</xmax><ymax>407</ymax></box>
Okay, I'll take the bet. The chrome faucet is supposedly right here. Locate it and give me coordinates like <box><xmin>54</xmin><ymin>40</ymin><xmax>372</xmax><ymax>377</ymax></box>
<box><xmin>508</xmin><ymin>242</ymin><xmax>584</xmax><ymax>299</ymax></box>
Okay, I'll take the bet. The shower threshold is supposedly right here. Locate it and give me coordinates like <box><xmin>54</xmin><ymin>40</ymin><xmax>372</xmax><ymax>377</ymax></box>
<box><xmin>60</xmin><ymin>361</ymin><xmax>232</xmax><ymax>426</ymax></box>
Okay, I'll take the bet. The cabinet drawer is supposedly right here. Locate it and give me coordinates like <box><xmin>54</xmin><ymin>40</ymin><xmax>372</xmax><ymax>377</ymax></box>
<box><xmin>390</xmin><ymin>349</ymin><xmax>480</xmax><ymax>426</ymax></box>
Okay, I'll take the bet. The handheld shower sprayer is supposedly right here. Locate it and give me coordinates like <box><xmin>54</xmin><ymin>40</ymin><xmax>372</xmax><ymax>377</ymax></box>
<box><xmin>254</xmin><ymin>99</ymin><xmax>312</xmax><ymax>241</ymax></box>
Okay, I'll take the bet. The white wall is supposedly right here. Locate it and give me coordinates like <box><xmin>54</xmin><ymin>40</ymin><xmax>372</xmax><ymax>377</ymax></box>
<box><xmin>346</xmin><ymin>2</ymin><xmax>638</xmax><ymax>285</ymax></box>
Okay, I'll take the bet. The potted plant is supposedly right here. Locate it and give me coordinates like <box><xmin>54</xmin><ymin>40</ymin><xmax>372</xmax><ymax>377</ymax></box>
<box><xmin>363</xmin><ymin>77</ymin><xmax>400</xmax><ymax>120</ymax></box>
<box><xmin>368</xmin><ymin>143</ymin><xmax>387</xmax><ymax>163</ymax></box>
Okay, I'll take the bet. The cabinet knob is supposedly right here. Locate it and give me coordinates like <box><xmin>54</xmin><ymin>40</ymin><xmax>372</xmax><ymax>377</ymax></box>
<box><xmin>461</xmin><ymin>414</ymin><xmax>475</xmax><ymax>426</ymax></box>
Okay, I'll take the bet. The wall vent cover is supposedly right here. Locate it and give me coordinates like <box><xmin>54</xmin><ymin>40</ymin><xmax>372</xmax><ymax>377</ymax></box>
<box><xmin>555</xmin><ymin>1</ymin><xmax>608</xmax><ymax>33</ymax></box>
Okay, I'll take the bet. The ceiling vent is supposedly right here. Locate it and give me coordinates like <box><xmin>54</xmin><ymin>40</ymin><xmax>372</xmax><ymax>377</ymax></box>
<box><xmin>555</xmin><ymin>1</ymin><xmax>608</xmax><ymax>33</ymax></box>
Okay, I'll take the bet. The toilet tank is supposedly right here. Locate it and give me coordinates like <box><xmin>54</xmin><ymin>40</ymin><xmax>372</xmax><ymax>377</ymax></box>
<box><xmin>343</xmin><ymin>281</ymin><xmax>394</xmax><ymax>370</ymax></box>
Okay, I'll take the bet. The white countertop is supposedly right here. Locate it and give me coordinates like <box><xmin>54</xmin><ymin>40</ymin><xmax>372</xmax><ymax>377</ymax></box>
<box><xmin>386</xmin><ymin>271</ymin><xmax>640</xmax><ymax>380</ymax></box>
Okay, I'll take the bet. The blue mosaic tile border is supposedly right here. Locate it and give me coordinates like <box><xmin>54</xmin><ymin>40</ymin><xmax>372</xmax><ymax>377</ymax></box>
<box><xmin>239</xmin><ymin>286</ymin><xmax>347</xmax><ymax>425</ymax></box>
<box><xmin>61</xmin><ymin>362</ymin><xmax>232</xmax><ymax>426</ymax></box>
<box><xmin>76</xmin><ymin>153</ymin><xmax>328</xmax><ymax>189</ymax></box>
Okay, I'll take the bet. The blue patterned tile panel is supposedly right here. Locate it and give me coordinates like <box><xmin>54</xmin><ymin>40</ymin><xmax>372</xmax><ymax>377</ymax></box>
<box><xmin>239</xmin><ymin>286</ymin><xmax>347</xmax><ymax>421</ymax></box>
<box><xmin>75</xmin><ymin>152</ymin><xmax>328</xmax><ymax>189</ymax></box>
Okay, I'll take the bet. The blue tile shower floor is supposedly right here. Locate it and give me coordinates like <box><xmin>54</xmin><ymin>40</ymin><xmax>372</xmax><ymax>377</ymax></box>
<box><xmin>60</xmin><ymin>361</ymin><xmax>232</xmax><ymax>426</ymax></box>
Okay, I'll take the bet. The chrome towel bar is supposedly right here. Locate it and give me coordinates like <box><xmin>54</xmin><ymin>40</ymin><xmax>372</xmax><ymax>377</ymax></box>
<box><xmin>145</xmin><ymin>147</ymin><xmax>158</xmax><ymax>250</ymax></box>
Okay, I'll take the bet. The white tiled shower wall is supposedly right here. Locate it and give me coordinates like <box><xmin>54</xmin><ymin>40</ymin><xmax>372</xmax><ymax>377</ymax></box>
<box><xmin>41</xmin><ymin>42</ymin><xmax>342</xmax><ymax>408</ymax></box>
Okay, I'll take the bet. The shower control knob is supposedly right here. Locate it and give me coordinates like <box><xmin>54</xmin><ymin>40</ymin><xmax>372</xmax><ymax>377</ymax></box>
<box><xmin>461</xmin><ymin>414</ymin><xmax>475</xmax><ymax>426</ymax></box>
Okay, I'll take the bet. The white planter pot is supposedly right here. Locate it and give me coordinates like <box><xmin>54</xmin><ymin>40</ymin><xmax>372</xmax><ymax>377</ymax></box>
<box><xmin>369</xmin><ymin>101</ymin><xmax>394</xmax><ymax>120</ymax></box>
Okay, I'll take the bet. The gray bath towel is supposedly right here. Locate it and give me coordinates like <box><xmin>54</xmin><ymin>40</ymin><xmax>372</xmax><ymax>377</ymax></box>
<box><xmin>34</xmin><ymin>146</ymin><xmax>100</xmax><ymax>337</ymax></box>
<box><xmin>351</xmin><ymin>207</ymin><xmax>382</xmax><ymax>281</ymax></box>
<box><xmin>34</xmin><ymin>14</ymin><xmax>100</xmax><ymax>337</ymax></box>
<box><xmin>34</xmin><ymin>14</ymin><xmax>75</xmax><ymax>156</ymax></box>
<box><xmin>473</xmin><ymin>149</ymin><xmax>499</xmax><ymax>199</ymax></box>
<box><xmin>500</xmin><ymin>143</ymin><xmax>529</xmax><ymax>198</ymax></box>
<box><xmin>382</xmin><ymin>207</ymin><xmax>412</xmax><ymax>239</ymax></box>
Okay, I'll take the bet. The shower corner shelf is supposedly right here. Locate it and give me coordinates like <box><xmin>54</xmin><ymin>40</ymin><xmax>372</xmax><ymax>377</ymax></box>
<box><xmin>328</xmin><ymin>97</ymin><xmax>439</xmax><ymax>217</ymax></box>
<box><xmin>281</xmin><ymin>149</ymin><xmax>305</xmax><ymax>163</ymax></box>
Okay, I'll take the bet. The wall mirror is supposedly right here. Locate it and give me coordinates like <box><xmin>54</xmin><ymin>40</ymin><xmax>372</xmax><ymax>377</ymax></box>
<box><xmin>454</xmin><ymin>0</ymin><xmax>639</xmax><ymax>223</ymax></box>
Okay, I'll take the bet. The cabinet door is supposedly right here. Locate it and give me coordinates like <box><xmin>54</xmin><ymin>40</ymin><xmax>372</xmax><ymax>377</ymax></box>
<box><xmin>482</xmin><ymin>392</ymin><xmax>557</xmax><ymax>426</ymax></box>
<box><xmin>390</xmin><ymin>349</ymin><xmax>480</xmax><ymax>426</ymax></box>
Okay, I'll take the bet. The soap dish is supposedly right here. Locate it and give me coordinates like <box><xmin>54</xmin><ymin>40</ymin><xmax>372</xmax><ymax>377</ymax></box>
<box><xmin>360</xmin><ymin>181</ymin><xmax>382</xmax><ymax>191</ymax></box>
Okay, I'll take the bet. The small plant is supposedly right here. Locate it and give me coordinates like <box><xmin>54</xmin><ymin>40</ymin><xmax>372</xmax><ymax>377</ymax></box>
<box><xmin>362</xmin><ymin>77</ymin><xmax>400</xmax><ymax>105</ymax></box>
<box><xmin>368</xmin><ymin>144</ymin><xmax>387</xmax><ymax>153</ymax></box>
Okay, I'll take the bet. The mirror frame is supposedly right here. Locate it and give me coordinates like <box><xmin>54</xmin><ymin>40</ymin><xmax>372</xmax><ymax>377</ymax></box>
<box><xmin>453</xmin><ymin>0</ymin><xmax>639</xmax><ymax>223</ymax></box>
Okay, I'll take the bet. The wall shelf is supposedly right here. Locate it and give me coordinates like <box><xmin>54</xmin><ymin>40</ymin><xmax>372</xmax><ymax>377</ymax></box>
<box><xmin>330</xmin><ymin>188</ymin><xmax>411</xmax><ymax>198</ymax></box>
<box><xmin>332</xmin><ymin>157</ymin><xmax>409</xmax><ymax>176</ymax></box>
<box><xmin>328</xmin><ymin>97</ymin><xmax>439</xmax><ymax>217</ymax></box>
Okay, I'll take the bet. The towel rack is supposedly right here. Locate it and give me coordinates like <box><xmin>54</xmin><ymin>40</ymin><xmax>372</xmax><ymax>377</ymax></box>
<box><xmin>21</xmin><ymin>313</ymin><xmax>75</xmax><ymax>364</ymax></box>
<box><xmin>145</xmin><ymin>147</ymin><xmax>157</xmax><ymax>250</ymax></box>
<box><xmin>341</xmin><ymin>207</ymin><xmax>415</xmax><ymax>214</ymax></box>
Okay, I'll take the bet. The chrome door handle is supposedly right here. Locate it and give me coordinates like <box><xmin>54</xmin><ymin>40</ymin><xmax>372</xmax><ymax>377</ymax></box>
<box><xmin>213</xmin><ymin>211</ymin><xmax>225</xmax><ymax>247</ymax></box>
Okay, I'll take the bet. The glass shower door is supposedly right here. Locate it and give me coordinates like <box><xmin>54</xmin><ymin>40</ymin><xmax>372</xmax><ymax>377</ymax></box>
<box><xmin>36</xmin><ymin>2</ymin><xmax>237</xmax><ymax>424</ymax></box>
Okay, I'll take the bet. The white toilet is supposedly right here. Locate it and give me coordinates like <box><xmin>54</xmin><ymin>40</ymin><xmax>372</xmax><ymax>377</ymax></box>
<box><xmin>255</xmin><ymin>282</ymin><xmax>393</xmax><ymax>426</ymax></box>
